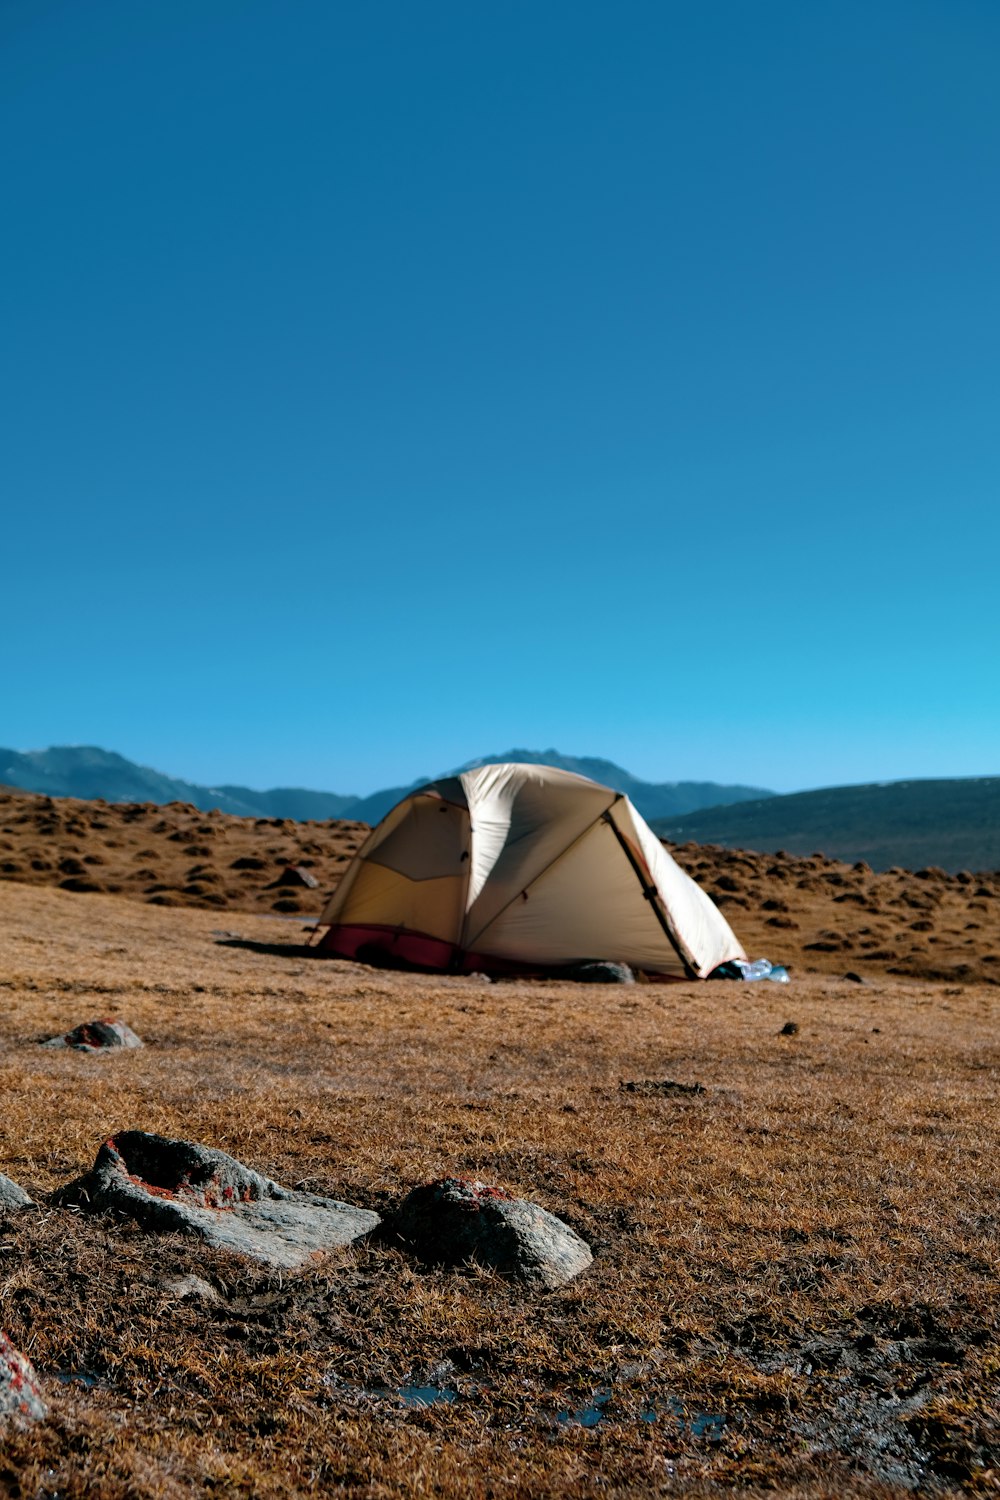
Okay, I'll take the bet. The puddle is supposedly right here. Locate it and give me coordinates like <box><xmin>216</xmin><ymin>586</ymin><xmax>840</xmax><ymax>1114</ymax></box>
<box><xmin>325</xmin><ymin>1375</ymin><xmax>459</xmax><ymax>1409</ymax></box>
<box><xmin>689</xmin><ymin>1410</ymin><xmax>726</xmax><ymax>1440</ymax></box>
<box><xmin>326</xmin><ymin>1368</ymin><xmax>725</xmax><ymax>1440</ymax></box>
<box><xmin>556</xmin><ymin>1386</ymin><xmax>724</xmax><ymax>1439</ymax></box>
<box><xmin>557</xmin><ymin>1385</ymin><xmax>613</xmax><ymax>1427</ymax></box>
<box><xmin>55</xmin><ymin>1368</ymin><xmax>108</xmax><ymax>1389</ymax></box>
<box><xmin>394</xmin><ymin>1384</ymin><xmax>458</xmax><ymax>1408</ymax></box>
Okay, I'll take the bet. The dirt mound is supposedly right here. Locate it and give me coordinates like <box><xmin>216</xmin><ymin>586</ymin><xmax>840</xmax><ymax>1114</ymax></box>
<box><xmin>0</xmin><ymin>790</ymin><xmax>366</xmax><ymax>918</ymax></box>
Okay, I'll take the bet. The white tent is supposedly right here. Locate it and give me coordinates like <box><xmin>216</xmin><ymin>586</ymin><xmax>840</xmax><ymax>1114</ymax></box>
<box><xmin>315</xmin><ymin>763</ymin><xmax>745</xmax><ymax>978</ymax></box>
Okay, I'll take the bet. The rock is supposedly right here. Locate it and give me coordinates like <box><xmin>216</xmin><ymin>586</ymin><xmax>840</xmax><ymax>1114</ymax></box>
<box><xmin>0</xmin><ymin>1174</ymin><xmax>33</xmax><ymax>1211</ymax></box>
<box><xmin>561</xmin><ymin>961</ymin><xmax>635</xmax><ymax>985</ymax></box>
<box><xmin>269</xmin><ymin>865</ymin><xmax>319</xmax><ymax>889</ymax></box>
<box><xmin>779</xmin><ymin>1021</ymin><xmax>800</xmax><ymax>1036</ymax></box>
<box><xmin>55</xmin><ymin>1132</ymin><xmax>380</xmax><ymax>1270</ymax></box>
<box><xmin>160</xmin><ymin>1273</ymin><xmax>221</xmax><ymax>1303</ymax></box>
<box><xmin>844</xmin><ymin>971</ymin><xmax>866</xmax><ymax>984</ymax></box>
<box><xmin>395</xmin><ymin>1176</ymin><xmax>592</xmax><ymax>1290</ymax></box>
<box><xmin>43</xmin><ymin>1019</ymin><xmax>143</xmax><ymax>1051</ymax></box>
<box><xmin>0</xmin><ymin>1333</ymin><xmax>46</xmax><ymax>1424</ymax></box>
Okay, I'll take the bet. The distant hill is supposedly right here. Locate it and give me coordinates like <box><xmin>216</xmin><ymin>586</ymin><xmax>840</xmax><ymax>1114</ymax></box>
<box><xmin>0</xmin><ymin>748</ymin><xmax>357</xmax><ymax>820</ymax></box>
<box><xmin>0</xmin><ymin>745</ymin><xmax>773</xmax><ymax>826</ymax></box>
<box><xmin>347</xmin><ymin>748</ymin><xmax>773</xmax><ymax>825</ymax></box>
<box><xmin>654</xmin><ymin>777</ymin><xmax>1000</xmax><ymax>872</ymax></box>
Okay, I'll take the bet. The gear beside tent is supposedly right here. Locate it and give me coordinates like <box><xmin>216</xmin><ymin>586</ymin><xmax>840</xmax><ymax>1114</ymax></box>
<box><xmin>313</xmin><ymin>762</ymin><xmax>746</xmax><ymax>980</ymax></box>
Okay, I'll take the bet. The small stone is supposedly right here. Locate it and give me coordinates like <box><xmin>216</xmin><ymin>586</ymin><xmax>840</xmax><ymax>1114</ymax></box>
<box><xmin>779</xmin><ymin>1021</ymin><xmax>799</xmax><ymax>1036</ymax></box>
<box><xmin>160</xmin><ymin>1273</ymin><xmax>221</xmax><ymax>1303</ymax></box>
<box><xmin>269</xmin><ymin>865</ymin><xmax>319</xmax><ymax>889</ymax></box>
<box><xmin>43</xmin><ymin>1019</ymin><xmax>143</xmax><ymax>1051</ymax></box>
<box><xmin>844</xmin><ymin>972</ymin><xmax>866</xmax><ymax>984</ymax></box>
<box><xmin>0</xmin><ymin>1174</ymin><xmax>33</xmax><ymax>1211</ymax></box>
<box><xmin>55</xmin><ymin>1131</ymin><xmax>380</xmax><ymax>1270</ymax></box>
<box><xmin>561</xmin><ymin>961</ymin><xmax>635</xmax><ymax>984</ymax></box>
<box><xmin>395</xmin><ymin>1176</ymin><xmax>592</xmax><ymax>1290</ymax></box>
<box><xmin>0</xmin><ymin>1333</ymin><xmax>46</xmax><ymax>1424</ymax></box>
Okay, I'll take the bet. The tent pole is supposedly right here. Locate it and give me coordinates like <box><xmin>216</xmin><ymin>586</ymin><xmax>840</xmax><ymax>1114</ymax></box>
<box><xmin>601</xmin><ymin>803</ymin><xmax>698</xmax><ymax>979</ymax></box>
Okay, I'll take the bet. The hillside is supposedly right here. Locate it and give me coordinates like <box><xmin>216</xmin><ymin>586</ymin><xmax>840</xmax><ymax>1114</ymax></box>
<box><xmin>654</xmin><ymin>776</ymin><xmax>1000</xmax><ymax>872</ymax></box>
<box><xmin>2</xmin><ymin>787</ymin><xmax>998</xmax><ymax>986</ymax></box>
<box><xmin>0</xmin><ymin>745</ymin><xmax>772</xmax><ymax>826</ymax></box>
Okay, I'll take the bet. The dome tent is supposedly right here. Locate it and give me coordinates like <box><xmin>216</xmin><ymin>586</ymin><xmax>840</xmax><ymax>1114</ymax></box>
<box><xmin>315</xmin><ymin>763</ymin><xmax>746</xmax><ymax>979</ymax></box>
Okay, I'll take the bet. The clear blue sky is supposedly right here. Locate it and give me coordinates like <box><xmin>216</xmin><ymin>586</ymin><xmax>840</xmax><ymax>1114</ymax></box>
<box><xmin>3</xmin><ymin>0</ymin><xmax>998</xmax><ymax>795</ymax></box>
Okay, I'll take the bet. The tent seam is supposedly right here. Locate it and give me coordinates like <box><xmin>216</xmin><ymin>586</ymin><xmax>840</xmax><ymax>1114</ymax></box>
<box><xmin>459</xmin><ymin>791</ymin><xmax>620</xmax><ymax>954</ymax></box>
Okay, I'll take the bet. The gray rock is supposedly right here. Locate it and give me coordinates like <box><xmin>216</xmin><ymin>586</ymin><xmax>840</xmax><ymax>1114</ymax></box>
<box><xmin>395</xmin><ymin>1177</ymin><xmax>592</xmax><ymax>1290</ymax></box>
<box><xmin>55</xmin><ymin>1132</ymin><xmax>380</xmax><ymax>1270</ymax></box>
<box><xmin>561</xmin><ymin>961</ymin><xmax>635</xmax><ymax>984</ymax></box>
<box><xmin>0</xmin><ymin>1333</ymin><xmax>46</xmax><ymax>1424</ymax></box>
<box><xmin>160</xmin><ymin>1273</ymin><xmax>221</xmax><ymax>1303</ymax></box>
<box><xmin>43</xmin><ymin>1019</ymin><xmax>143</xmax><ymax>1051</ymax></box>
<box><xmin>0</xmin><ymin>1174</ymin><xmax>33</xmax><ymax>1211</ymax></box>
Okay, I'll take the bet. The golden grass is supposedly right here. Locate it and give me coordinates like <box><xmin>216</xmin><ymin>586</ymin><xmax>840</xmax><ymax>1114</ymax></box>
<box><xmin>2</xmin><ymin>788</ymin><xmax>999</xmax><ymax>986</ymax></box>
<box><xmin>0</xmin><ymin>877</ymin><xmax>997</xmax><ymax>1496</ymax></box>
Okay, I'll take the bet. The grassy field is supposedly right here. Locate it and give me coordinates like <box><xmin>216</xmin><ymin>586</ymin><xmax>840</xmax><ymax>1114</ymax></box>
<box><xmin>0</xmin><ymin>873</ymin><xmax>997</xmax><ymax>1497</ymax></box>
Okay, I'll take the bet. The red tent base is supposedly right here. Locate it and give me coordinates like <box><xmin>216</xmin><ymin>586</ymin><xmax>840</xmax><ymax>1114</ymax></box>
<box><xmin>313</xmin><ymin>923</ymin><xmax>687</xmax><ymax>981</ymax></box>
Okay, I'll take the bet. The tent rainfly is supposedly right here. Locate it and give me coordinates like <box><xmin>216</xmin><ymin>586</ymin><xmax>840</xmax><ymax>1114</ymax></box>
<box><xmin>314</xmin><ymin>762</ymin><xmax>746</xmax><ymax>979</ymax></box>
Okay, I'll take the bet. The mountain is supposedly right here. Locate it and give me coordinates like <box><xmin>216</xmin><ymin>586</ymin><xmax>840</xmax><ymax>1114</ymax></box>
<box><xmin>337</xmin><ymin>749</ymin><xmax>773</xmax><ymax>826</ymax></box>
<box><xmin>0</xmin><ymin>745</ymin><xmax>773</xmax><ymax>825</ymax></box>
<box><xmin>653</xmin><ymin>777</ymin><xmax>1000</xmax><ymax>873</ymax></box>
<box><xmin>0</xmin><ymin>747</ymin><xmax>356</xmax><ymax>820</ymax></box>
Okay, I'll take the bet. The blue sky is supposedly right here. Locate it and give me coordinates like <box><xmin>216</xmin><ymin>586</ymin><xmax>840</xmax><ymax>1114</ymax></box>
<box><xmin>3</xmin><ymin>0</ymin><xmax>998</xmax><ymax>796</ymax></box>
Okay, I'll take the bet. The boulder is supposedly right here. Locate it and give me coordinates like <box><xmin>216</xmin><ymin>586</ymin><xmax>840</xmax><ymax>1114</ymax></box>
<box><xmin>55</xmin><ymin>1132</ymin><xmax>380</xmax><ymax>1270</ymax></box>
<box><xmin>0</xmin><ymin>1334</ymin><xmax>46</xmax><ymax>1424</ymax></box>
<box><xmin>0</xmin><ymin>1174</ymin><xmax>33</xmax><ymax>1211</ymax></box>
<box><xmin>43</xmin><ymin>1019</ymin><xmax>143</xmax><ymax>1051</ymax></box>
<box><xmin>394</xmin><ymin>1177</ymin><xmax>592</xmax><ymax>1290</ymax></box>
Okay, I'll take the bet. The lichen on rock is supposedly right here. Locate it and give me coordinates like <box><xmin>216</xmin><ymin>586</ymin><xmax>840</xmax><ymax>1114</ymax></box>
<box><xmin>56</xmin><ymin>1131</ymin><xmax>380</xmax><ymax>1269</ymax></box>
<box><xmin>0</xmin><ymin>1334</ymin><xmax>46</xmax><ymax>1425</ymax></box>
<box><xmin>43</xmin><ymin>1019</ymin><xmax>143</xmax><ymax>1051</ymax></box>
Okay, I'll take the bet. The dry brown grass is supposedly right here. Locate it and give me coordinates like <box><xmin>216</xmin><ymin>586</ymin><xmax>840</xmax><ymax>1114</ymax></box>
<box><xmin>1</xmin><ymin>788</ymin><xmax>998</xmax><ymax>986</ymax></box>
<box><xmin>0</xmin><ymin>875</ymin><xmax>997</xmax><ymax>1497</ymax></box>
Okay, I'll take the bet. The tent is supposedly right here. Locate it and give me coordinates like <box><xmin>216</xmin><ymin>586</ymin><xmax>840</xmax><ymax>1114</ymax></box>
<box><xmin>315</xmin><ymin>763</ymin><xmax>745</xmax><ymax>979</ymax></box>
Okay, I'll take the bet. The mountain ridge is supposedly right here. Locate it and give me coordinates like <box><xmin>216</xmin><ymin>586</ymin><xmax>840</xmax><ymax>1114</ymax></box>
<box><xmin>0</xmin><ymin>745</ymin><xmax>773</xmax><ymax>826</ymax></box>
<box><xmin>653</xmin><ymin>776</ymin><xmax>1000</xmax><ymax>873</ymax></box>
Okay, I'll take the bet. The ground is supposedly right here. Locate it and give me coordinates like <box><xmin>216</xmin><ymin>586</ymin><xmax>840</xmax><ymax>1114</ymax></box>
<box><xmin>0</xmin><ymin>796</ymin><xmax>997</xmax><ymax>1497</ymax></box>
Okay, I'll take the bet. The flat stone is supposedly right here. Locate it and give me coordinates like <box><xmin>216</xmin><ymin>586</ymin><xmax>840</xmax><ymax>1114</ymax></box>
<box><xmin>395</xmin><ymin>1177</ymin><xmax>592</xmax><ymax>1290</ymax></box>
<box><xmin>160</xmin><ymin>1273</ymin><xmax>221</xmax><ymax>1303</ymax></box>
<box><xmin>55</xmin><ymin>1131</ymin><xmax>380</xmax><ymax>1270</ymax></box>
<box><xmin>0</xmin><ymin>1333</ymin><xmax>46</xmax><ymax>1424</ymax></box>
<box><xmin>0</xmin><ymin>1174</ymin><xmax>33</xmax><ymax>1211</ymax></box>
<box><xmin>43</xmin><ymin>1019</ymin><xmax>143</xmax><ymax>1051</ymax></box>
